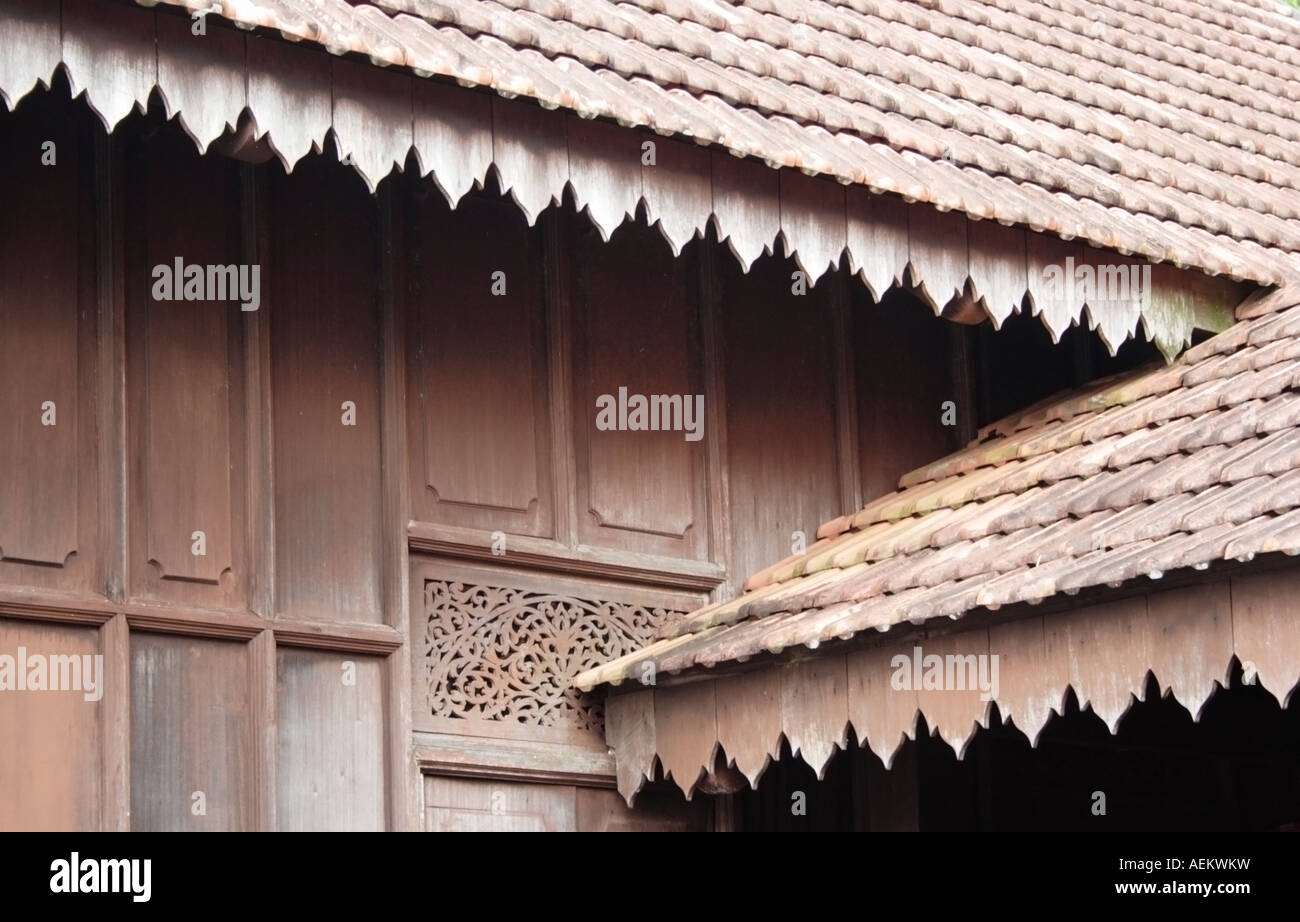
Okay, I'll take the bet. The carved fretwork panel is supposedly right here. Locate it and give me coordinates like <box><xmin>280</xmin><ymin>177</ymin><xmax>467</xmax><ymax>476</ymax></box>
<box><xmin>413</xmin><ymin>561</ymin><xmax>696</xmax><ymax>744</ymax></box>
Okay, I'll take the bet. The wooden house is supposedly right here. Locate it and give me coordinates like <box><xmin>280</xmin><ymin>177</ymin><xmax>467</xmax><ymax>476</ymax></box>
<box><xmin>1</xmin><ymin>0</ymin><xmax>1299</xmax><ymax>831</ymax></box>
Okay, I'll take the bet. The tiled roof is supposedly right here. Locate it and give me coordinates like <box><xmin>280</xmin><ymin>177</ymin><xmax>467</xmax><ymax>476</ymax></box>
<box><xmin>574</xmin><ymin>284</ymin><xmax>1300</xmax><ymax>690</ymax></box>
<box><xmin>139</xmin><ymin>0</ymin><xmax>1300</xmax><ymax>285</ymax></box>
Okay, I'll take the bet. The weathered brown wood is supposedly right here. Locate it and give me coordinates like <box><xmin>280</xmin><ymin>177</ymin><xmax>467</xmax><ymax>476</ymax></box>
<box><xmin>1144</xmin><ymin>581</ymin><xmax>1232</xmax><ymax>719</ymax></box>
<box><xmin>276</xmin><ymin>648</ymin><xmax>386</xmax><ymax>831</ymax></box>
<box><xmin>846</xmin><ymin>186</ymin><xmax>909</xmax><ymax>303</ymax></box>
<box><xmin>780</xmin><ymin>171</ymin><xmax>846</xmax><ymax>283</ymax></box>
<box><xmin>0</xmin><ymin>617</ymin><xmax>102</xmax><ymax>831</ymax></box>
<box><xmin>412</xmin><ymin>77</ymin><xmax>492</xmax><ymax>206</ymax></box>
<box><xmin>248</xmin><ymin>628</ymin><xmax>276</xmax><ymax>831</ymax></box>
<box><xmin>640</xmin><ymin>134</ymin><xmax>711</xmax><ymax>256</ymax></box>
<box><xmin>1055</xmin><ymin>596</ymin><xmax>1150</xmax><ymax>733</ymax></box>
<box><xmin>711</xmin><ymin>152</ymin><xmax>780</xmax><ymax>271</ymax></box>
<box><xmin>0</xmin><ymin>0</ymin><xmax>60</xmax><ymax>110</ymax></box>
<box><xmin>270</xmin><ymin>156</ymin><xmax>383</xmax><ymax>624</ymax></box>
<box><xmin>246</xmin><ymin>34</ymin><xmax>332</xmax><ymax>171</ymax></box>
<box><xmin>567</xmin><ymin>115</ymin><xmax>642</xmax><ymax>241</ymax></box>
<box><xmin>1231</xmin><ymin>567</ymin><xmax>1300</xmax><ymax>707</ymax></box>
<box><xmin>491</xmin><ymin>96</ymin><xmax>567</xmax><ymax>225</ymax></box>
<box><xmin>966</xmin><ymin>220</ymin><xmax>1027</xmax><ymax>328</ymax></box>
<box><xmin>714</xmin><ymin>670</ymin><xmax>782</xmax><ymax>788</ymax></box>
<box><xmin>407</xmin><ymin>186</ymin><xmax>554</xmax><ymax>538</ymax></box>
<box><xmin>61</xmin><ymin>0</ymin><xmax>156</xmax><ymax>129</ymax></box>
<box><xmin>571</xmin><ymin>220</ymin><xmax>710</xmax><ymax>560</ymax></box>
<box><xmin>913</xmin><ymin>628</ymin><xmax>991</xmax><ymax>756</ymax></box>
<box><xmin>847</xmin><ymin>643</ymin><xmax>918</xmax><ymax>768</ymax></box>
<box><xmin>653</xmin><ymin>680</ymin><xmax>719</xmax><ymax>796</ymax></box>
<box><xmin>780</xmin><ymin>656</ymin><xmax>849</xmax><ymax>778</ymax></box>
<box><xmin>156</xmin><ymin>11</ymin><xmax>246</xmax><ymax>151</ymax></box>
<box><xmin>0</xmin><ymin>94</ymin><xmax>85</xmax><ymax>579</ymax></box>
<box><xmin>987</xmin><ymin>615</ymin><xmax>1064</xmax><ymax>745</ymax></box>
<box><xmin>605</xmin><ymin>689</ymin><xmax>656</xmax><ymax>803</ymax></box>
<box><xmin>1025</xmin><ymin>233</ymin><xmax>1083</xmax><ymax>343</ymax></box>
<box><xmin>130</xmin><ymin>632</ymin><xmax>252</xmax><ymax>830</ymax></box>
<box><xmin>125</xmin><ymin>127</ymin><xmax>245</xmax><ymax>605</ymax></box>
<box><xmin>908</xmin><ymin>203</ymin><xmax>969</xmax><ymax>314</ymax></box>
<box><xmin>424</xmin><ymin>775</ymin><xmax>575</xmax><ymax>831</ymax></box>
<box><xmin>331</xmin><ymin>56</ymin><xmax>413</xmax><ymax>192</ymax></box>
<box><xmin>99</xmin><ymin>613</ymin><xmax>129</xmax><ymax>831</ymax></box>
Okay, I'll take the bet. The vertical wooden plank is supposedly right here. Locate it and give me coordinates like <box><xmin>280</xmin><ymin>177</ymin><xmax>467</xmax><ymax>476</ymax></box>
<box><xmin>543</xmin><ymin>208</ymin><xmax>577</xmax><ymax>547</ymax></box>
<box><xmin>332</xmin><ymin>57</ymin><xmax>413</xmax><ymax>193</ymax></box>
<box><xmin>987</xmin><ymin>615</ymin><xmax>1065</xmax><ymax>745</ymax></box>
<box><xmin>97</xmin><ymin>122</ymin><xmax>127</xmax><ymax>605</ymax></box>
<box><xmin>913</xmin><ymin>629</ymin><xmax>992</xmax><ymax>756</ymax></box>
<box><xmin>276</xmin><ymin>648</ymin><xmax>386</xmax><ymax>831</ymax></box>
<box><xmin>1144</xmin><ymin>582</ymin><xmax>1232</xmax><ymax>720</ymax></box>
<box><xmin>829</xmin><ymin>271</ymin><xmax>861</xmax><ymax>515</ymax></box>
<box><xmin>714</xmin><ymin>670</ymin><xmax>782</xmax><ymax>788</ymax></box>
<box><xmin>641</xmin><ymin>135</ymin><xmax>711</xmax><ymax>256</ymax></box>
<box><xmin>780</xmin><ymin>656</ymin><xmax>849</xmax><ymax>778</ymax></box>
<box><xmin>61</xmin><ymin>0</ymin><xmax>157</xmax><ymax>130</ymax></box>
<box><xmin>0</xmin><ymin>618</ymin><xmax>104</xmax><ymax>831</ymax></box>
<box><xmin>241</xmin><ymin>163</ymin><xmax>274</xmax><ymax>618</ymax></box>
<box><xmin>0</xmin><ymin>0</ymin><xmax>61</xmax><ymax>109</ymax></box>
<box><xmin>248</xmin><ymin>629</ymin><xmax>276</xmax><ymax>831</ymax></box>
<box><xmin>99</xmin><ymin>613</ymin><xmax>129</xmax><ymax>831</ymax></box>
<box><xmin>412</xmin><ymin>77</ymin><xmax>492</xmax><ymax>206</ymax></box>
<box><xmin>605</xmin><ymin>688</ymin><xmax>656</xmax><ymax>804</ymax></box>
<box><xmin>155</xmin><ymin>11</ymin><xmax>246</xmax><ymax>151</ymax></box>
<box><xmin>492</xmin><ymin>96</ymin><xmax>567</xmax><ymax>225</ymax></box>
<box><xmin>779</xmin><ymin>171</ymin><xmax>846</xmax><ymax>283</ymax></box>
<box><xmin>1056</xmin><ymin>596</ymin><xmax>1150</xmax><ymax>733</ymax></box>
<box><xmin>966</xmin><ymin>221</ymin><xmax>1027</xmax><ymax>329</ymax></box>
<box><xmin>246</xmin><ymin>35</ymin><xmax>332</xmax><ymax>173</ymax></box>
<box><xmin>907</xmin><ymin>204</ymin><xmax>969</xmax><ymax>314</ymax></box>
<box><xmin>270</xmin><ymin>158</ymin><xmax>383</xmax><ymax>624</ymax></box>
<box><xmin>130</xmin><ymin>633</ymin><xmax>252</xmax><ymax>830</ymax></box>
<box><xmin>378</xmin><ymin>183</ymin><xmax>414</xmax><ymax>831</ymax></box>
<box><xmin>698</xmin><ymin>237</ymin><xmax>733</xmax><ymax>592</ymax></box>
<box><xmin>0</xmin><ymin>93</ymin><xmax>83</xmax><ymax>574</ymax></box>
<box><xmin>711</xmin><ymin>152</ymin><xmax>780</xmax><ymax>271</ymax></box>
<box><xmin>1231</xmin><ymin>568</ymin><xmax>1300</xmax><ymax>707</ymax></box>
<box><xmin>847</xmin><ymin>643</ymin><xmax>918</xmax><ymax>767</ymax></box>
<box><xmin>567</xmin><ymin>114</ymin><xmax>642</xmax><ymax>241</ymax></box>
<box><xmin>1025</xmin><ymin>233</ymin><xmax>1084</xmax><ymax>343</ymax></box>
<box><xmin>406</xmin><ymin>187</ymin><xmax>554</xmax><ymax>537</ymax></box>
<box><xmin>846</xmin><ymin>186</ymin><xmax>909</xmax><ymax>303</ymax></box>
<box><xmin>1079</xmin><ymin>245</ymin><xmax>1145</xmax><ymax>355</ymax></box>
<box><xmin>654</xmin><ymin>681</ymin><xmax>719</xmax><ymax>797</ymax></box>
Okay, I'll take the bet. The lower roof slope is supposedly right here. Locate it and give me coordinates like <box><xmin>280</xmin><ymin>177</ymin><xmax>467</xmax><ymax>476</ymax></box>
<box><xmin>575</xmin><ymin>285</ymin><xmax>1300</xmax><ymax>690</ymax></box>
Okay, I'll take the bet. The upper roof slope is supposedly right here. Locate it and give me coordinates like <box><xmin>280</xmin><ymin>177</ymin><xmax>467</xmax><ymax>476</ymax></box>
<box><xmin>153</xmin><ymin>0</ymin><xmax>1300</xmax><ymax>284</ymax></box>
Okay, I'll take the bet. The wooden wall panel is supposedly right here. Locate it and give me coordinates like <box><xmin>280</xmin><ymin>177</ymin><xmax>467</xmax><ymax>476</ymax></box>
<box><xmin>855</xmin><ymin>289</ymin><xmax>962</xmax><ymax>502</ymax></box>
<box><xmin>407</xmin><ymin>188</ymin><xmax>553</xmax><ymax>538</ymax></box>
<box><xmin>271</xmin><ymin>160</ymin><xmax>384</xmax><ymax>623</ymax></box>
<box><xmin>0</xmin><ymin>84</ymin><xmax>97</xmax><ymax>593</ymax></box>
<box><xmin>0</xmin><ymin>617</ymin><xmax>102</xmax><ymax>831</ymax></box>
<box><xmin>719</xmin><ymin>252</ymin><xmax>844</xmax><ymax>592</ymax></box>
<box><xmin>571</xmin><ymin>221</ymin><xmax>709</xmax><ymax>560</ymax></box>
<box><xmin>130</xmin><ymin>633</ymin><xmax>252</xmax><ymax>830</ymax></box>
<box><xmin>276</xmin><ymin>647</ymin><xmax>386</xmax><ymax>830</ymax></box>
<box><xmin>125</xmin><ymin>125</ymin><xmax>246</xmax><ymax>607</ymax></box>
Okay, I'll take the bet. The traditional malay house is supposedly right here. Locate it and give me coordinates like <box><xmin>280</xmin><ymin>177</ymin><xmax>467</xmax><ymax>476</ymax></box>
<box><xmin>1</xmin><ymin>0</ymin><xmax>1298</xmax><ymax>831</ymax></box>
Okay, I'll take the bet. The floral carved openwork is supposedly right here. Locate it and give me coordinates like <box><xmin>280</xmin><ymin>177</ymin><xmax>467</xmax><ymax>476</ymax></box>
<box><xmin>422</xmin><ymin>579</ymin><xmax>679</xmax><ymax>730</ymax></box>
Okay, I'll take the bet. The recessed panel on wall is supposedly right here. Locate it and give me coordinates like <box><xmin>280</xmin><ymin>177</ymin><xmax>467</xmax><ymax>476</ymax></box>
<box><xmin>271</xmin><ymin>160</ymin><xmax>384</xmax><ymax>624</ymax></box>
<box><xmin>407</xmin><ymin>188</ymin><xmax>553</xmax><ymax>539</ymax></box>
<box><xmin>0</xmin><ymin>617</ymin><xmax>102</xmax><ymax>831</ymax></box>
<box><xmin>0</xmin><ymin>90</ymin><xmax>97</xmax><ymax>594</ymax></box>
<box><xmin>130</xmin><ymin>633</ymin><xmax>251</xmax><ymax>831</ymax></box>
<box><xmin>720</xmin><ymin>252</ymin><xmax>844</xmax><ymax>590</ymax></box>
<box><xmin>276</xmin><ymin>647</ymin><xmax>385</xmax><ymax>831</ymax></box>
<box><xmin>125</xmin><ymin>125</ymin><xmax>246</xmax><ymax>609</ymax></box>
<box><xmin>571</xmin><ymin>222</ymin><xmax>709</xmax><ymax>560</ymax></box>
